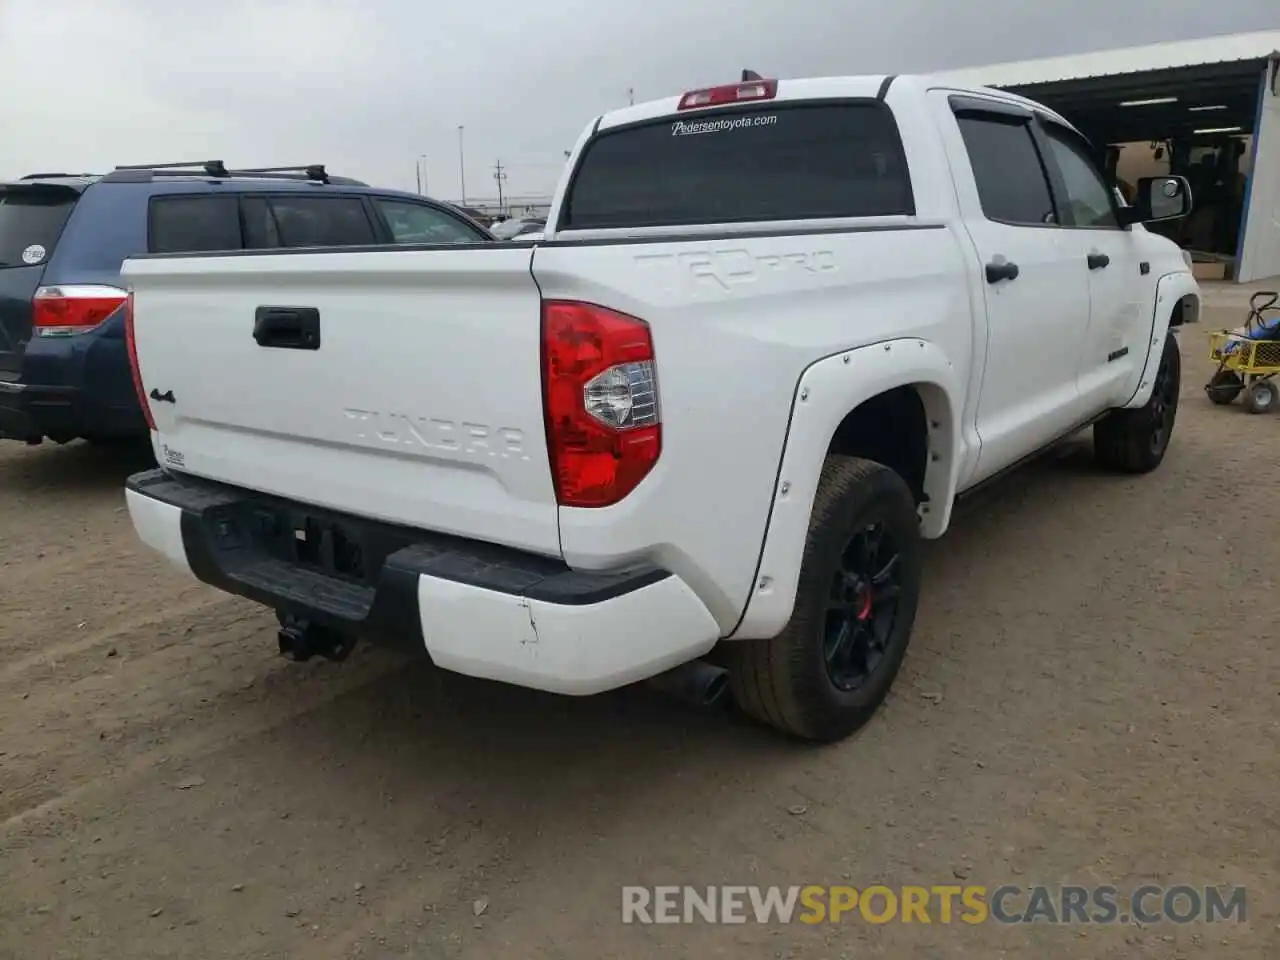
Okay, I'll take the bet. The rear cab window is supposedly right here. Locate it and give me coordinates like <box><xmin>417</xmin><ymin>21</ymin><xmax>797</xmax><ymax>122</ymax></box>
<box><xmin>0</xmin><ymin>185</ymin><xmax>79</xmax><ymax>268</ymax></box>
<box><xmin>562</xmin><ymin>102</ymin><xmax>914</xmax><ymax>229</ymax></box>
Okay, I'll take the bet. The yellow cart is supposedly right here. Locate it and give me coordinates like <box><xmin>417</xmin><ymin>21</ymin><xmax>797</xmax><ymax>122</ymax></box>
<box><xmin>1205</xmin><ymin>292</ymin><xmax>1280</xmax><ymax>414</ymax></box>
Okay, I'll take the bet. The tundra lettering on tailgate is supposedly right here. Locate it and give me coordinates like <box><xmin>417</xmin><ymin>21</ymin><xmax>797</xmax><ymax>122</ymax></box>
<box><xmin>343</xmin><ymin>408</ymin><xmax>528</xmax><ymax>460</ymax></box>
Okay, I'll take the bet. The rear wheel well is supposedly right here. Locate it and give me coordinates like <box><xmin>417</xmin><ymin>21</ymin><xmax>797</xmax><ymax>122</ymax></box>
<box><xmin>826</xmin><ymin>386</ymin><xmax>929</xmax><ymax>504</ymax></box>
<box><xmin>1170</xmin><ymin>294</ymin><xmax>1198</xmax><ymax>327</ymax></box>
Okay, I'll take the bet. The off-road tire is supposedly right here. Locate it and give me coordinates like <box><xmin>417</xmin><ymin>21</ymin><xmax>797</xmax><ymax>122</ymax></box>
<box><xmin>1205</xmin><ymin>369</ymin><xmax>1242</xmax><ymax>406</ymax></box>
<box><xmin>1243</xmin><ymin>379</ymin><xmax>1276</xmax><ymax>415</ymax></box>
<box><xmin>728</xmin><ymin>457</ymin><xmax>922</xmax><ymax>743</ymax></box>
<box><xmin>1094</xmin><ymin>331</ymin><xmax>1181</xmax><ymax>474</ymax></box>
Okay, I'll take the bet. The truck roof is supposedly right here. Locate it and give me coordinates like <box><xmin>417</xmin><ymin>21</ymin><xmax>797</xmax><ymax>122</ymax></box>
<box><xmin>595</xmin><ymin>73</ymin><xmax>1075</xmax><ymax>133</ymax></box>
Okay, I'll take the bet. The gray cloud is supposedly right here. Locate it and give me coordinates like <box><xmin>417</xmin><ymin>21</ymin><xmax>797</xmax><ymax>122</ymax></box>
<box><xmin>2</xmin><ymin>0</ymin><xmax>1276</xmax><ymax>200</ymax></box>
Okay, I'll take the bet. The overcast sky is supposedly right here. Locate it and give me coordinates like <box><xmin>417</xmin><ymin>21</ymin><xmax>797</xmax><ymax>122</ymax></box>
<box><xmin>1</xmin><ymin>0</ymin><xmax>1276</xmax><ymax>201</ymax></box>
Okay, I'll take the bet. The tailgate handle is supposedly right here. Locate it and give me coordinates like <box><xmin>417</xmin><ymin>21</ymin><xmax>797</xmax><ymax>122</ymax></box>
<box><xmin>254</xmin><ymin>306</ymin><xmax>321</xmax><ymax>350</ymax></box>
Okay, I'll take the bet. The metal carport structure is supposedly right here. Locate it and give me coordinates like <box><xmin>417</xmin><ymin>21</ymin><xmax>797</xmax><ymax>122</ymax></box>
<box><xmin>937</xmin><ymin>31</ymin><xmax>1280</xmax><ymax>282</ymax></box>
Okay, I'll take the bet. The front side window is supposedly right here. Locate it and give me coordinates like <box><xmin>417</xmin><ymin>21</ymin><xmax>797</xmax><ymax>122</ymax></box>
<box><xmin>1040</xmin><ymin>124</ymin><xmax>1120</xmax><ymax>228</ymax></box>
<box><xmin>375</xmin><ymin>200</ymin><xmax>485</xmax><ymax>243</ymax></box>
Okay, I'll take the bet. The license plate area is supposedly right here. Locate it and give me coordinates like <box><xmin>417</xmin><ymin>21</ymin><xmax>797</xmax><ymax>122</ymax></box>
<box><xmin>236</xmin><ymin>500</ymin><xmax>415</xmax><ymax>588</ymax></box>
<box><xmin>289</xmin><ymin>514</ymin><xmax>365</xmax><ymax>580</ymax></box>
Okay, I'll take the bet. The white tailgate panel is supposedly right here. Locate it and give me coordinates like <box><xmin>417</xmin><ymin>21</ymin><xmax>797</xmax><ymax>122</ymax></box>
<box><xmin>125</xmin><ymin>247</ymin><xmax>560</xmax><ymax>556</ymax></box>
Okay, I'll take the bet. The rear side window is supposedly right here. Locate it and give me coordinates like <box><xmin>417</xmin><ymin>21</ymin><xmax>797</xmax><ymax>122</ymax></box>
<box><xmin>955</xmin><ymin>114</ymin><xmax>1057</xmax><ymax>226</ymax></box>
<box><xmin>149</xmin><ymin>195</ymin><xmax>243</xmax><ymax>253</ymax></box>
<box><xmin>241</xmin><ymin>197</ymin><xmax>282</xmax><ymax>248</ymax></box>
<box><xmin>563</xmin><ymin>102</ymin><xmax>914</xmax><ymax>229</ymax></box>
<box><xmin>266</xmin><ymin>196</ymin><xmax>376</xmax><ymax>247</ymax></box>
<box><xmin>0</xmin><ymin>187</ymin><xmax>77</xmax><ymax>267</ymax></box>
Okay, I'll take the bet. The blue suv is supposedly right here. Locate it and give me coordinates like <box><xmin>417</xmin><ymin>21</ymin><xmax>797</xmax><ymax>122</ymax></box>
<box><xmin>0</xmin><ymin>162</ymin><xmax>492</xmax><ymax>446</ymax></box>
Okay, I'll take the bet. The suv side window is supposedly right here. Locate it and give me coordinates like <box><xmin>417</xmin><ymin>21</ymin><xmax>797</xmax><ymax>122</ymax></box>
<box><xmin>955</xmin><ymin>113</ymin><xmax>1057</xmax><ymax>227</ymax></box>
<box><xmin>1039</xmin><ymin>123</ymin><xmax>1120</xmax><ymax>228</ymax></box>
<box><xmin>265</xmin><ymin>196</ymin><xmax>377</xmax><ymax>248</ymax></box>
<box><xmin>148</xmin><ymin>195</ymin><xmax>243</xmax><ymax>253</ymax></box>
<box><xmin>241</xmin><ymin>196</ymin><xmax>282</xmax><ymax>249</ymax></box>
<box><xmin>375</xmin><ymin>199</ymin><xmax>485</xmax><ymax>244</ymax></box>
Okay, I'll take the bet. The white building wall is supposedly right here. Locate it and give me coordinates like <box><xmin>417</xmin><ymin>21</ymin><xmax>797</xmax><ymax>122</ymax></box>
<box><xmin>1238</xmin><ymin>63</ymin><xmax>1280</xmax><ymax>282</ymax></box>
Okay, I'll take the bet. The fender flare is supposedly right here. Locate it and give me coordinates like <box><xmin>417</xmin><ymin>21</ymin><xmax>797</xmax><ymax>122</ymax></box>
<box><xmin>1123</xmin><ymin>270</ymin><xmax>1200</xmax><ymax>409</ymax></box>
<box><xmin>729</xmin><ymin>338</ymin><xmax>963</xmax><ymax>641</ymax></box>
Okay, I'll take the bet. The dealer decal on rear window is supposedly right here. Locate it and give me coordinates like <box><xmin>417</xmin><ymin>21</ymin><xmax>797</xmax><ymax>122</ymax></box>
<box><xmin>21</xmin><ymin>244</ymin><xmax>46</xmax><ymax>265</ymax></box>
<box><xmin>671</xmin><ymin>114</ymin><xmax>779</xmax><ymax>136</ymax></box>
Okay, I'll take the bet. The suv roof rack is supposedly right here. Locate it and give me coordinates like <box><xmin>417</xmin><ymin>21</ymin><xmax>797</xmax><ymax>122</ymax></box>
<box><xmin>19</xmin><ymin>172</ymin><xmax>95</xmax><ymax>180</ymax></box>
<box><xmin>101</xmin><ymin>161</ymin><xmax>366</xmax><ymax>186</ymax></box>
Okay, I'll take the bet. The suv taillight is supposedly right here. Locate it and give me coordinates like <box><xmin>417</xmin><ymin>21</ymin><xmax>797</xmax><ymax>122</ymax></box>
<box><xmin>541</xmin><ymin>300</ymin><xmax>660</xmax><ymax>507</ymax></box>
<box><xmin>123</xmin><ymin>290</ymin><xmax>156</xmax><ymax>430</ymax></box>
<box><xmin>32</xmin><ymin>284</ymin><xmax>128</xmax><ymax>337</ymax></box>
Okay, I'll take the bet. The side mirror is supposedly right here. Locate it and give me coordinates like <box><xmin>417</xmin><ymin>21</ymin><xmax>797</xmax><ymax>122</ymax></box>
<box><xmin>1122</xmin><ymin>175</ymin><xmax>1193</xmax><ymax>225</ymax></box>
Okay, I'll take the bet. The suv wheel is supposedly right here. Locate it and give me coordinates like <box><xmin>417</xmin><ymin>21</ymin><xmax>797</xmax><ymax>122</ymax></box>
<box><xmin>1094</xmin><ymin>331</ymin><xmax>1181</xmax><ymax>474</ymax></box>
<box><xmin>729</xmin><ymin>457</ymin><xmax>922</xmax><ymax>743</ymax></box>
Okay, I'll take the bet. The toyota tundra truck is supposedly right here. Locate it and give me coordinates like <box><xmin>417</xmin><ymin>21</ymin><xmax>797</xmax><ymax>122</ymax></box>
<box><xmin>119</xmin><ymin>73</ymin><xmax>1200</xmax><ymax>742</ymax></box>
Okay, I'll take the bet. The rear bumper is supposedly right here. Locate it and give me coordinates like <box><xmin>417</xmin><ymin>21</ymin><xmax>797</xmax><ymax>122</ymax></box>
<box><xmin>0</xmin><ymin>317</ymin><xmax>147</xmax><ymax>443</ymax></box>
<box><xmin>0</xmin><ymin>380</ymin><xmax>75</xmax><ymax>442</ymax></box>
<box><xmin>125</xmin><ymin>469</ymin><xmax>720</xmax><ymax>695</ymax></box>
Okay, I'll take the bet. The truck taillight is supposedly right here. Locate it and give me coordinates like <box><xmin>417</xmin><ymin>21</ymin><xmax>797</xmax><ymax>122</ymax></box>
<box><xmin>541</xmin><ymin>300</ymin><xmax>660</xmax><ymax>508</ymax></box>
<box><xmin>32</xmin><ymin>284</ymin><xmax>128</xmax><ymax>337</ymax></box>
<box><xmin>124</xmin><ymin>290</ymin><xmax>155</xmax><ymax>430</ymax></box>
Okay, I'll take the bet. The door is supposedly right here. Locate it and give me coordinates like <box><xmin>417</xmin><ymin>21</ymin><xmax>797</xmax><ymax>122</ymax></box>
<box><xmin>1034</xmin><ymin>119</ymin><xmax>1149</xmax><ymax>413</ymax></box>
<box><xmin>940</xmin><ymin>96</ymin><xmax>1093</xmax><ymax>486</ymax></box>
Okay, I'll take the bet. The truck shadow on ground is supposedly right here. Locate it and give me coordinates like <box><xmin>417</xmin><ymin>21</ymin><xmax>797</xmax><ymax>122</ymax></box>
<box><xmin>187</xmin><ymin>427</ymin><xmax>1153</xmax><ymax>822</ymax></box>
<box><xmin>5</xmin><ymin>422</ymin><xmax>1217</xmax><ymax>955</ymax></box>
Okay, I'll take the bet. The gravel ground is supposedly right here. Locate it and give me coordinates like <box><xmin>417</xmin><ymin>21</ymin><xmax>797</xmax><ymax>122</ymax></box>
<box><xmin>1</xmin><ymin>296</ymin><xmax>1277</xmax><ymax>959</ymax></box>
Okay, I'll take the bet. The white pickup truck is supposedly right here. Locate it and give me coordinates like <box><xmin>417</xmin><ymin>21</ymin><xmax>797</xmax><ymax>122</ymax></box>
<box><xmin>121</xmin><ymin>73</ymin><xmax>1199</xmax><ymax>742</ymax></box>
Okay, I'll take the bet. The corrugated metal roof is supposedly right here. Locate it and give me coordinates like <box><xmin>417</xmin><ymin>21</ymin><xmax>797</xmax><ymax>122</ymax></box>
<box><xmin>934</xmin><ymin>29</ymin><xmax>1280</xmax><ymax>88</ymax></box>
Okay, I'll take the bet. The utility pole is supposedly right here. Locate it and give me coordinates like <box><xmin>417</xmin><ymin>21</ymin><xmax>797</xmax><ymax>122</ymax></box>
<box><xmin>628</xmin><ymin>87</ymin><xmax>634</xmax><ymax>106</ymax></box>
<box><xmin>493</xmin><ymin>159</ymin><xmax>508</xmax><ymax>216</ymax></box>
<box><xmin>416</xmin><ymin>155</ymin><xmax>427</xmax><ymax>195</ymax></box>
<box><xmin>457</xmin><ymin>125</ymin><xmax>466</xmax><ymax>205</ymax></box>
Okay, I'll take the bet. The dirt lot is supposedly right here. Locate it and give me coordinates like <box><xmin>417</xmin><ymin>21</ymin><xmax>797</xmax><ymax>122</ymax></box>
<box><xmin>2</xmin><ymin>299</ymin><xmax>1278</xmax><ymax>959</ymax></box>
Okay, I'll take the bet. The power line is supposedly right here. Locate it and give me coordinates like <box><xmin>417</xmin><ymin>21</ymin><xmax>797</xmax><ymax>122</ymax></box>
<box><xmin>493</xmin><ymin>159</ymin><xmax>508</xmax><ymax>214</ymax></box>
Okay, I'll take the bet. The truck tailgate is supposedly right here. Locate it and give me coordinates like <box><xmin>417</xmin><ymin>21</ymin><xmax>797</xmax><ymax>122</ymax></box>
<box><xmin>122</xmin><ymin>247</ymin><xmax>561</xmax><ymax>557</ymax></box>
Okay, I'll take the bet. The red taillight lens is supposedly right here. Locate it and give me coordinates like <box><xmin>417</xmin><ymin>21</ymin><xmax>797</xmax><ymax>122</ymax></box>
<box><xmin>32</xmin><ymin>284</ymin><xmax>128</xmax><ymax>337</ymax></box>
<box><xmin>541</xmin><ymin>300</ymin><xmax>660</xmax><ymax>508</ymax></box>
<box><xmin>124</xmin><ymin>290</ymin><xmax>155</xmax><ymax>430</ymax></box>
<box><xmin>678</xmin><ymin>79</ymin><xmax>777</xmax><ymax>110</ymax></box>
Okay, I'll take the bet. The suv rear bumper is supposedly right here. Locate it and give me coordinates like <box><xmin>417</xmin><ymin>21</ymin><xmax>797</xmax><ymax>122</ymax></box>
<box><xmin>0</xmin><ymin>317</ymin><xmax>148</xmax><ymax>444</ymax></box>
<box><xmin>125</xmin><ymin>469</ymin><xmax>719</xmax><ymax>695</ymax></box>
<box><xmin>0</xmin><ymin>380</ymin><xmax>83</xmax><ymax>443</ymax></box>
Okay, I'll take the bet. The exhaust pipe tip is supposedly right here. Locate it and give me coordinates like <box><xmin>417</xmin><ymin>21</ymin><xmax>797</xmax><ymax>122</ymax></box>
<box><xmin>647</xmin><ymin>659</ymin><xmax>730</xmax><ymax>709</ymax></box>
<box><xmin>277</xmin><ymin>622</ymin><xmax>314</xmax><ymax>662</ymax></box>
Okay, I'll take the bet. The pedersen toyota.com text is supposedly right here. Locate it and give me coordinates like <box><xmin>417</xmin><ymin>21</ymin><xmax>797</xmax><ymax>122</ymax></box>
<box><xmin>671</xmin><ymin>115</ymin><xmax>779</xmax><ymax>136</ymax></box>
